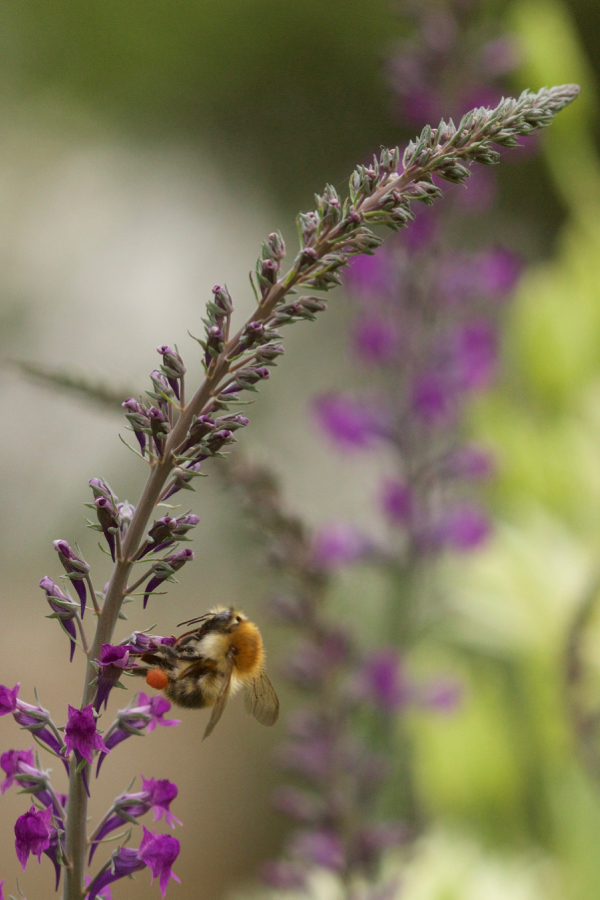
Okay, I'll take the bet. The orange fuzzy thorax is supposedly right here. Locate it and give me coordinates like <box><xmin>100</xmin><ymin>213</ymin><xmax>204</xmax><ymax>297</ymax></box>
<box><xmin>231</xmin><ymin>620</ymin><xmax>264</xmax><ymax>677</ymax></box>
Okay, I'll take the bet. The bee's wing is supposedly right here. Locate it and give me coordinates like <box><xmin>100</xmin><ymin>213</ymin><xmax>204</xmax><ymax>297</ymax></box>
<box><xmin>244</xmin><ymin>670</ymin><xmax>279</xmax><ymax>727</ymax></box>
<box><xmin>203</xmin><ymin>654</ymin><xmax>234</xmax><ymax>740</ymax></box>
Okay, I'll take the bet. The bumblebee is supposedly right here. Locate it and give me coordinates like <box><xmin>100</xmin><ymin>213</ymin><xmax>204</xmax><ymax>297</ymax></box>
<box><xmin>138</xmin><ymin>606</ymin><xmax>279</xmax><ymax>739</ymax></box>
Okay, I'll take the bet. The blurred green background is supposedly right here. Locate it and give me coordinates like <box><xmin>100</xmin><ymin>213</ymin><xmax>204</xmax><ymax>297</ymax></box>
<box><xmin>2</xmin><ymin>0</ymin><xmax>600</xmax><ymax>898</ymax></box>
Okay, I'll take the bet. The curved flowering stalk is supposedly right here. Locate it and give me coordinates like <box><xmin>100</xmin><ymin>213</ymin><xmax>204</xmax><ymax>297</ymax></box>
<box><xmin>0</xmin><ymin>84</ymin><xmax>578</xmax><ymax>900</ymax></box>
<box><xmin>310</xmin><ymin>2</ymin><xmax>541</xmax><ymax>657</ymax></box>
<box><xmin>222</xmin><ymin>454</ymin><xmax>458</xmax><ymax>892</ymax></box>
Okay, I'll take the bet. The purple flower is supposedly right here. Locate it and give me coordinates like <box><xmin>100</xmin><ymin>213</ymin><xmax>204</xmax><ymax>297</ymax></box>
<box><xmin>479</xmin><ymin>36</ymin><xmax>519</xmax><ymax>77</ymax></box>
<box><xmin>123</xmin><ymin>397</ymin><xmax>151</xmax><ymax>456</ymax></box>
<box><xmin>404</xmin><ymin>206</ymin><xmax>438</xmax><ymax>252</ymax></box>
<box><xmin>1</xmin><ymin>747</ymin><xmax>35</xmax><ymax>793</ymax></box>
<box><xmin>157</xmin><ymin>345</ymin><xmax>186</xmax><ymax>400</ymax></box>
<box><xmin>313</xmin><ymin>393</ymin><xmax>382</xmax><ymax>450</ymax></box>
<box><xmin>356</xmin><ymin>651</ymin><xmax>409</xmax><ymax>711</ymax></box>
<box><xmin>289</xmin><ymin>830</ymin><xmax>345</xmax><ymax>871</ymax></box>
<box><xmin>312</xmin><ymin>524</ymin><xmax>369</xmax><ymax>569</ymax></box>
<box><xmin>39</xmin><ymin>576</ymin><xmax>79</xmax><ymax>661</ymax></box>
<box><xmin>86</xmin><ymin>846</ymin><xmax>146</xmax><ymax>899</ymax></box>
<box><xmin>142</xmin><ymin>776</ymin><xmax>182</xmax><ymax>828</ymax></box>
<box><xmin>139</xmin><ymin>827</ymin><xmax>181</xmax><ymax>897</ymax></box>
<box><xmin>97</xmin><ymin>693</ymin><xmax>180</xmax><ymax>776</ymax></box>
<box><xmin>85</xmin><ymin>875</ymin><xmax>112</xmax><ymax>899</ymax></box>
<box><xmin>53</xmin><ymin>540</ymin><xmax>89</xmax><ymax>616</ymax></box>
<box><xmin>455</xmin><ymin>164</ymin><xmax>496</xmax><ymax>212</ymax></box>
<box><xmin>94</xmin><ymin>644</ymin><xmax>135</xmax><ymax>712</ymax></box>
<box><xmin>441</xmin><ymin>444</ymin><xmax>494</xmax><ymax>480</ymax></box>
<box><xmin>14</xmin><ymin>804</ymin><xmax>52</xmax><ymax>870</ymax></box>
<box><xmin>478</xmin><ymin>247</ymin><xmax>522</xmax><ymax>296</ymax></box>
<box><xmin>380</xmin><ymin>479</ymin><xmax>413</xmax><ymax>525</ymax></box>
<box><xmin>261</xmin><ymin>860</ymin><xmax>307</xmax><ymax>889</ymax></box>
<box><xmin>0</xmin><ymin>683</ymin><xmax>19</xmax><ymax>715</ymax></box>
<box><xmin>88</xmin><ymin>777</ymin><xmax>180</xmax><ymax>864</ymax></box>
<box><xmin>64</xmin><ymin>704</ymin><xmax>108</xmax><ymax>765</ymax></box>
<box><xmin>352</xmin><ymin>315</ymin><xmax>400</xmax><ymax>364</ymax></box>
<box><xmin>0</xmin><ymin>685</ymin><xmax>67</xmax><ymax>762</ymax></box>
<box><xmin>434</xmin><ymin>503</ymin><xmax>491</xmax><ymax>551</ymax></box>
<box><xmin>452</xmin><ymin>320</ymin><xmax>497</xmax><ymax>391</ymax></box>
<box><xmin>344</xmin><ymin>248</ymin><xmax>395</xmax><ymax>299</ymax></box>
<box><xmin>93</xmin><ymin>497</ymin><xmax>119</xmax><ymax>562</ymax></box>
<box><xmin>411</xmin><ymin>372</ymin><xmax>454</xmax><ymax>424</ymax></box>
<box><xmin>143</xmin><ymin>548</ymin><xmax>194</xmax><ymax>608</ymax></box>
<box><xmin>272</xmin><ymin>786</ymin><xmax>323</xmax><ymax>824</ymax></box>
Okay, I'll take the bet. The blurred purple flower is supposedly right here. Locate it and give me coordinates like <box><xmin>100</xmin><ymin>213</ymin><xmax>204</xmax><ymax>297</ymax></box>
<box><xmin>357</xmin><ymin>650</ymin><xmax>409</xmax><ymax>711</ymax></box>
<box><xmin>442</xmin><ymin>445</ymin><xmax>494</xmax><ymax>480</ymax></box>
<box><xmin>380</xmin><ymin>479</ymin><xmax>413</xmax><ymax>525</ymax></box>
<box><xmin>352</xmin><ymin>315</ymin><xmax>400</xmax><ymax>364</ymax></box>
<box><xmin>405</xmin><ymin>206</ymin><xmax>439</xmax><ymax>252</ymax></box>
<box><xmin>455</xmin><ymin>165</ymin><xmax>497</xmax><ymax>211</ymax></box>
<box><xmin>312</xmin><ymin>523</ymin><xmax>369</xmax><ymax>569</ymax></box>
<box><xmin>261</xmin><ymin>860</ymin><xmax>307</xmax><ymax>889</ymax></box>
<box><xmin>436</xmin><ymin>503</ymin><xmax>491</xmax><ymax>551</ymax></box>
<box><xmin>452</xmin><ymin>320</ymin><xmax>497</xmax><ymax>390</ymax></box>
<box><xmin>289</xmin><ymin>830</ymin><xmax>345</xmax><ymax>871</ymax></box>
<box><xmin>479</xmin><ymin>36</ymin><xmax>519</xmax><ymax>77</ymax></box>
<box><xmin>479</xmin><ymin>247</ymin><xmax>522</xmax><ymax>296</ymax></box>
<box><xmin>411</xmin><ymin>372</ymin><xmax>454</xmax><ymax>424</ymax></box>
<box><xmin>344</xmin><ymin>249</ymin><xmax>395</xmax><ymax>299</ymax></box>
<box><xmin>272</xmin><ymin>786</ymin><xmax>323</xmax><ymax>823</ymax></box>
<box><xmin>313</xmin><ymin>393</ymin><xmax>383</xmax><ymax>450</ymax></box>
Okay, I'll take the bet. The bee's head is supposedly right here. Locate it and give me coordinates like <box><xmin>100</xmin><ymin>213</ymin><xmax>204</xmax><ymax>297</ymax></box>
<box><xmin>177</xmin><ymin>606</ymin><xmax>247</xmax><ymax>635</ymax></box>
<box><xmin>206</xmin><ymin>606</ymin><xmax>247</xmax><ymax>633</ymax></box>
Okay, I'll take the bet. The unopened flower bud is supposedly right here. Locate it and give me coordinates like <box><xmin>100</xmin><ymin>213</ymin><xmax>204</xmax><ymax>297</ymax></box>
<box><xmin>53</xmin><ymin>541</ymin><xmax>89</xmax><ymax>617</ymax></box>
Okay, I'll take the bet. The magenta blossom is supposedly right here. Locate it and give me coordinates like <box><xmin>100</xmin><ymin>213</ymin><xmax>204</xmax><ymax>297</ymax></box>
<box><xmin>356</xmin><ymin>650</ymin><xmax>410</xmax><ymax>711</ymax></box>
<box><xmin>139</xmin><ymin>827</ymin><xmax>181</xmax><ymax>897</ymax></box>
<box><xmin>380</xmin><ymin>479</ymin><xmax>413</xmax><ymax>525</ymax></box>
<box><xmin>0</xmin><ymin>683</ymin><xmax>19</xmax><ymax>716</ymax></box>
<box><xmin>94</xmin><ymin>644</ymin><xmax>135</xmax><ymax>712</ymax></box>
<box><xmin>313</xmin><ymin>393</ymin><xmax>383</xmax><ymax>451</ymax></box>
<box><xmin>352</xmin><ymin>315</ymin><xmax>400</xmax><ymax>364</ymax></box>
<box><xmin>97</xmin><ymin>692</ymin><xmax>180</xmax><ymax>776</ymax></box>
<box><xmin>65</xmin><ymin>704</ymin><xmax>108</xmax><ymax>764</ymax></box>
<box><xmin>14</xmin><ymin>804</ymin><xmax>52</xmax><ymax>870</ymax></box>
<box><xmin>0</xmin><ymin>747</ymin><xmax>35</xmax><ymax>793</ymax></box>
<box><xmin>289</xmin><ymin>829</ymin><xmax>345</xmax><ymax>871</ymax></box>
<box><xmin>312</xmin><ymin>523</ymin><xmax>369</xmax><ymax>569</ymax></box>
<box><xmin>434</xmin><ymin>503</ymin><xmax>491</xmax><ymax>551</ymax></box>
<box><xmin>142</xmin><ymin>776</ymin><xmax>182</xmax><ymax>828</ymax></box>
<box><xmin>0</xmin><ymin>685</ymin><xmax>66</xmax><ymax>762</ymax></box>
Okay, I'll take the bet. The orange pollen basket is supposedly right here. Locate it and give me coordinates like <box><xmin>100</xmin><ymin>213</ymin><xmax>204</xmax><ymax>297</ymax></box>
<box><xmin>146</xmin><ymin>668</ymin><xmax>169</xmax><ymax>690</ymax></box>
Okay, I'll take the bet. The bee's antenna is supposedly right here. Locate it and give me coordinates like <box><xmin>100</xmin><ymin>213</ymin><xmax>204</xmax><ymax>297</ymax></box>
<box><xmin>177</xmin><ymin>613</ymin><xmax>211</xmax><ymax>628</ymax></box>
